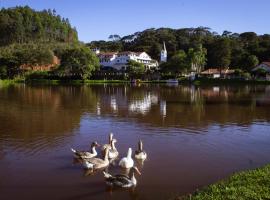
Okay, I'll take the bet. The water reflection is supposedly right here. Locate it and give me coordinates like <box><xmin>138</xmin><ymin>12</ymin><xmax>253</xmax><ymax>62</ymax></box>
<box><xmin>0</xmin><ymin>84</ymin><xmax>270</xmax><ymax>141</ymax></box>
<box><xmin>1</xmin><ymin>84</ymin><xmax>270</xmax><ymax>200</ymax></box>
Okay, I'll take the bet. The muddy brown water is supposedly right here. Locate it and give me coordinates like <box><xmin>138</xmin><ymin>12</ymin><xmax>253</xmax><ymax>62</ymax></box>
<box><xmin>0</xmin><ymin>84</ymin><xmax>270</xmax><ymax>200</ymax></box>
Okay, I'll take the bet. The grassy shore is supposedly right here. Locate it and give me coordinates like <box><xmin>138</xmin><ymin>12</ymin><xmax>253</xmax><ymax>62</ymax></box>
<box><xmin>191</xmin><ymin>77</ymin><xmax>270</xmax><ymax>85</ymax></box>
<box><xmin>1</xmin><ymin>78</ymin><xmax>270</xmax><ymax>86</ymax></box>
<box><xmin>177</xmin><ymin>164</ymin><xmax>270</xmax><ymax>200</ymax></box>
<box><xmin>24</xmin><ymin>79</ymin><xmax>168</xmax><ymax>85</ymax></box>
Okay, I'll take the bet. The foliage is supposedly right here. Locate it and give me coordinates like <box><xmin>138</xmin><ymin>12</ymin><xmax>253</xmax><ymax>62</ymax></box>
<box><xmin>245</xmin><ymin>55</ymin><xmax>259</xmax><ymax>71</ymax></box>
<box><xmin>127</xmin><ymin>60</ymin><xmax>145</xmax><ymax>78</ymax></box>
<box><xmin>88</xmin><ymin>27</ymin><xmax>270</xmax><ymax>72</ymax></box>
<box><xmin>108</xmin><ymin>34</ymin><xmax>121</xmax><ymax>41</ymax></box>
<box><xmin>0</xmin><ymin>42</ymin><xmax>73</xmax><ymax>79</ymax></box>
<box><xmin>57</xmin><ymin>46</ymin><xmax>100</xmax><ymax>80</ymax></box>
<box><xmin>160</xmin><ymin>50</ymin><xmax>189</xmax><ymax>75</ymax></box>
<box><xmin>0</xmin><ymin>6</ymin><xmax>78</xmax><ymax>46</ymax></box>
<box><xmin>208</xmin><ymin>38</ymin><xmax>231</xmax><ymax>68</ymax></box>
<box><xmin>179</xmin><ymin>164</ymin><xmax>270</xmax><ymax>200</ymax></box>
<box><xmin>188</xmin><ymin>44</ymin><xmax>207</xmax><ymax>73</ymax></box>
<box><xmin>25</xmin><ymin>71</ymin><xmax>50</xmax><ymax>80</ymax></box>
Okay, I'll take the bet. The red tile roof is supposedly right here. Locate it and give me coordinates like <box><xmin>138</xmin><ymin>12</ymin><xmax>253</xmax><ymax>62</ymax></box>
<box><xmin>201</xmin><ymin>68</ymin><xmax>235</xmax><ymax>75</ymax></box>
<box><xmin>262</xmin><ymin>62</ymin><xmax>270</xmax><ymax>67</ymax></box>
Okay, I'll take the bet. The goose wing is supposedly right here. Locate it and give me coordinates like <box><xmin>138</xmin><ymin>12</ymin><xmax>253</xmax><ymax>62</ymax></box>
<box><xmin>106</xmin><ymin>175</ymin><xmax>131</xmax><ymax>187</ymax></box>
<box><xmin>84</xmin><ymin>157</ymin><xmax>104</xmax><ymax>165</ymax></box>
<box><xmin>77</xmin><ymin>151</ymin><xmax>93</xmax><ymax>158</ymax></box>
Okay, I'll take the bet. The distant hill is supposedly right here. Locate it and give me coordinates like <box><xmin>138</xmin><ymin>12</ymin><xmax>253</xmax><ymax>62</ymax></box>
<box><xmin>87</xmin><ymin>27</ymin><xmax>270</xmax><ymax>69</ymax></box>
<box><xmin>0</xmin><ymin>6</ymin><xmax>78</xmax><ymax>46</ymax></box>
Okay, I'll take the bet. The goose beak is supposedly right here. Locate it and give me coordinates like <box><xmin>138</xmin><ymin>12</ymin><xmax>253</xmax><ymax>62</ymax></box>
<box><xmin>96</xmin><ymin>143</ymin><xmax>101</xmax><ymax>147</ymax></box>
<box><xmin>134</xmin><ymin>167</ymin><xmax>141</xmax><ymax>175</ymax></box>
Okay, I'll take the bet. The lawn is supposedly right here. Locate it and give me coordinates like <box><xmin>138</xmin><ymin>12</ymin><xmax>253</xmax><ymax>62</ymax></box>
<box><xmin>178</xmin><ymin>164</ymin><xmax>270</xmax><ymax>200</ymax></box>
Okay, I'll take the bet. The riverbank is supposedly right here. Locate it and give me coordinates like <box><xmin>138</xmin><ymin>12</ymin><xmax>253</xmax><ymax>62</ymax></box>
<box><xmin>177</xmin><ymin>164</ymin><xmax>270</xmax><ymax>200</ymax></box>
<box><xmin>1</xmin><ymin>78</ymin><xmax>270</xmax><ymax>86</ymax></box>
<box><xmin>191</xmin><ymin>77</ymin><xmax>270</xmax><ymax>85</ymax></box>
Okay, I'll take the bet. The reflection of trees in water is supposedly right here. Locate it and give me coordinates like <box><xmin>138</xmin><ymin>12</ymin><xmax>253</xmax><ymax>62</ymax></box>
<box><xmin>0</xmin><ymin>85</ymin><xmax>99</xmax><ymax>141</ymax></box>
<box><xmin>92</xmin><ymin>84</ymin><xmax>270</xmax><ymax>128</ymax></box>
<box><xmin>1</xmin><ymin>84</ymin><xmax>270</xmax><ymax>143</ymax></box>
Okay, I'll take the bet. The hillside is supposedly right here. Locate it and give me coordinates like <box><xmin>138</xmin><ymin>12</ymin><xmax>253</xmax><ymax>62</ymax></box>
<box><xmin>0</xmin><ymin>6</ymin><xmax>78</xmax><ymax>46</ymax></box>
<box><xmin>88</xmin><ymin>27</ymin><xmax>270</xmax><ymax>70</ymax></box>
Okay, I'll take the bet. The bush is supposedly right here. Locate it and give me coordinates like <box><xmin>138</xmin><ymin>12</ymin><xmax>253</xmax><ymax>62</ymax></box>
<box><xmin>25</xmin><ymin>71</ymin><xmax>50</xmax><ymax>80</ymax></box>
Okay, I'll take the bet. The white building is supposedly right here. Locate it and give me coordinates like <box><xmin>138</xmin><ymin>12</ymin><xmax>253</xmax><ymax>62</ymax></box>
<box><xmin>98</xmin><ymin>51</ymin><xmax>158</xmax><ymax>71</ymax></box>
<box><xmin>160</xmin><ymin>42</ymin><xmax>167</xmax><ymax>63</ymax></box>
<box><xmin>92</xmin><ymin>48</ymin><xmax>100</xmax><ymax>55</ymax></box>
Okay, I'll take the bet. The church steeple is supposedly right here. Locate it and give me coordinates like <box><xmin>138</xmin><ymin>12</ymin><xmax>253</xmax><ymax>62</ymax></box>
<box><xmin>160</xmin><ymin>42</ymin><xmax>167</xmax><ymax>63</ymax></box>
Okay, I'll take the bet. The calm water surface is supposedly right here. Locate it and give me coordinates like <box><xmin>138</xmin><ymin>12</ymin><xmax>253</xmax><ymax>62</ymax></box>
<box><xmin>0</xmin><ymin>84</ymin><xmax>270</xmax><ymax>200</ymax></box>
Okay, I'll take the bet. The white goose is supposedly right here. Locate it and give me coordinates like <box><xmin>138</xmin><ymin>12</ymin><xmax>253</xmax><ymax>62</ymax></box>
<box><xmin>102</xmin><ymin>133</ymin><xmax>113</xmax><ymax>151</ymax></box>
<box><xmin>108</xmin><ymin>138</ymin><xmax>119</xmax><ymax>159</ymax></box>
<box><xmin>71</xmin><ymin>142</ymin><xmax>100</xmax><ymax>159</ymax></box>
<box><xmin>82</xmin><ymin>147</ymin><xmax>110</xmax><ymax>170</ymax></box>
<box><xmin>119</xmin><ymin>148</ymin><xmax>134</xmax><ymax>169</ymax></box>
<box><xmin>135</xmin><ymin>140</ymin><xmax>147</xmax><ymax>160</ymax></box>
<box><xmin>103</xmin><ymin>166</ymin><xmax>141</xmax><ymax>188</ymax></box>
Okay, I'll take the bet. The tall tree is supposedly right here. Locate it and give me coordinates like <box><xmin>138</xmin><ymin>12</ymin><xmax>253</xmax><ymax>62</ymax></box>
<box><xmin>58</xmin><ymin>46</ymin><xmax>100</xmax><ymax>80</ymax></box>
<box><xmin>188</xmin><ymin>45</ymin><xmax>207</xmax><ymax>73</ymax></box>
<box><xmin>208</xmin><ymin>38</ymin><xmax>231</xmax><ymax>69</ymax></box>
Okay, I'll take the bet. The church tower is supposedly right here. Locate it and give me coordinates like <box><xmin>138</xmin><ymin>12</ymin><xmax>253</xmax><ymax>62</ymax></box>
<box><xmin>160</xmin><ymin>42</ymin><xmax>167</xmax><ymax>63</ymax></box>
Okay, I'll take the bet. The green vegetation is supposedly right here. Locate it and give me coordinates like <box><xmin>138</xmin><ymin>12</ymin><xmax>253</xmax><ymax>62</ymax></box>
<box><xmin>0</xmin><ymin>6</ymin><xmax>99</xmax><ymax>81</ymax></box>
<box><xmin>127</xmin><ymin>60</ymin><xmax>145</xmax><ymax>78</ymax></box>
<box><xmin>0</xmin><ymin>6</ymin><xmax>77</xmax><ymax>45</ymax></box>
<box><xmin>88</xmin><ymin>27</ymin><xmax>270</xmax><ymax>75</ymax></box>
<box><xmin>177</xmin><ymin>164</ymin><xmax>270</xmax><ymax>200</ymax></box>
<box><xmin>57</xmin><ymin>46</ymin><xmax>100</xmax><ymax>80</ymax></box>
<box><xmin>1</xmin><ymin>6</ymin><xmax>270</xmax><ymax>82</ymax></box>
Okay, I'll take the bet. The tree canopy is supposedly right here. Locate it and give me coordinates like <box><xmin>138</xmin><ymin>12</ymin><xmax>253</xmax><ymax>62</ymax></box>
<box><xmin>0</xmin><ymin>6</ymin><xmax>78</xmax><ymax>46</ymax></box>
<box><xmin>58</xmin><ymin>46</ymin><xmax>100</xmax><ymax>80</ymax></box>
<box><xmin>88</xmin><ymin>27</ymin><xmax>270</xmax><ymax>72</ymax></box>
<box><xmin>127</xmin><ymin>60</ymin><xmax>145</xmax><ymax>78</ymax></box>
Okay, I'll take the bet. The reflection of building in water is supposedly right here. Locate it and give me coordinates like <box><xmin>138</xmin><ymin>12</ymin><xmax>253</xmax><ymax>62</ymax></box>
<box><xmin>160</xmin><ymin>100</ymin><xmax>166</xmax><ymax>117</ymax></box>
<box><xmin>110</xmin><ymin>96</ymin><xmax>118</xmax><ymax>112</ymax></box>
<box><xmin>190</xmin><ymin>86</ymin><xmax>201</xmax><ymax>103</ymax></box>
<box><xmin>213</xmin><ymin>87</ymin><xmax>220</xmax><ymax>92</ymax></box>
<box><xmin>96</xmin><ymin>102</ymin><xmax>101</xmax><ymax>116</ymax></box>
<box><xmin>129</xmin><ymin>93</ymin><xmax>158</xmax><ymax>114</ymax></box>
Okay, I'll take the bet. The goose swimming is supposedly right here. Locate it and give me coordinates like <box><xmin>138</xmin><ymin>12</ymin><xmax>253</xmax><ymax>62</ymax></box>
<box><xmin>135</xmin><ymin>140</ymin><xmax>147</xmax><ymax>160</ymax></box>
<box><xmin>82</xmin><ymin>147</ymin><xmax>110</xmax><ymax>170</ymax></box>
<box><xmin>102</xmin><ymin>133</ymin><xmax>113</xmax><ymax>151</ymax></box>
<box><xmin>71</xmin><ymin>142</ymin><xmax>100</xmax><ymax>159</ymax></box>
<box><xmin>119</xmin><ymin>148</ymin><xmax>134</xmax><ymax>169</ymax></box>
<box><xmin>108</xmin><ymin>138</ymin><xmax>119</xmax><ymax>159</ymax></box>
<box><xmin>103</xmin><ymin>166</ymin><xmax>141</xmax><ymax>188</ymax></box>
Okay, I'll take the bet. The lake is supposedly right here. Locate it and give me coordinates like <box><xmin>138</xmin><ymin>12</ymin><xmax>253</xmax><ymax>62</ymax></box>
<box><xmin>0</xmin><ymin>83</ymin><xmax>270</xmax><ymax>200</ymax></box>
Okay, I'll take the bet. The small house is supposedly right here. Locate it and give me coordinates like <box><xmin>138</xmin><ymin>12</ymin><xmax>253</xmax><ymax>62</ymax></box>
<box><xmin>252</xmin><ymin>62</ymin><xmax>270</xmax><ymax>81</ymax></box>
<box><xmin>200</xmin><ymin>68</ymin><xmax>235</xmax><ymax>79</ymax></box>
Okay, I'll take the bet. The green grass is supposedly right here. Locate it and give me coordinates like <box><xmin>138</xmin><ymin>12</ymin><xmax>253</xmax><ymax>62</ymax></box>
<box><xmin>0</xmin><ymin>79</ymin><xmax>24</xmax><ymax>87</ymax></box>
<box><xmin>23</xmin><ymin>79</ymin><xmax>169</xmax><ymax>85</ymax></box>
<box><xmin>195</xmin><ymin>77</ymin><xmax>270</xmax><ymax>85</ymax></box>
<box><xmin>178</xmin><ymin>164</ymin><xmax>270</xmax><ymax>200</ymax></box>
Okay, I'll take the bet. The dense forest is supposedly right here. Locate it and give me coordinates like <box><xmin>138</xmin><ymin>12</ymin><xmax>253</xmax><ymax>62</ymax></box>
<box><xmin>1</xmin><ymin>6</ymin><xmax>270</xmax><ymax>80</ymax></box>
<box><xmin>0</xmin><ymin>6</ymin><xmax>78</xmax><ymax>45</ymax></box>
<box><xmin>0</xmin><ymin>6</ymin><xmax>100</xmax><ymax>80</ymax></box>
<box><xmin>87</xmin><ymin>27</ymin><xmax>270</xmax><ymax>71</ymax></box>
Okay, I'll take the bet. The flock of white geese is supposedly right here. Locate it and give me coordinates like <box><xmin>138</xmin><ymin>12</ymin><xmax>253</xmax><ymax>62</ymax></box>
<box><xmin>71</xmin><ymin>133</ymin><xmax>147</xmax><ymax>188</ymax></box>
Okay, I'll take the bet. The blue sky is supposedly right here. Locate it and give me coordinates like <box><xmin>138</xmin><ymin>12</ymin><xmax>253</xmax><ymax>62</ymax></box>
<box><xmin>0</xmin><ymin>0</ymin><xmax>269</xmax><ymax>42</ymax></box>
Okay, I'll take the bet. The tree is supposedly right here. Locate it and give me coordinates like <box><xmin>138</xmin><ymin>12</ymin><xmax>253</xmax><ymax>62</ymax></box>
<box><xmin>127</xmin><ymin>60</ymin><xmax>145</xmax><ymax>78</ymax></box>
<box><xmin>208</xmin><ymin>38</ymin><xmax>231</xmax><ymax>69</ymax></box>
<box><xmin>243</xmin><ymin>55</ymin><xmax>259</xmax><ymax>71</ymax></box>
<box><xmin>58</xmin><ymin>46</ymin><xmax>100</xmax><ymax>80</ymax></box>
<box><xmin>0</xmin><ymin>6</ymin><xmax>78</xmax><ymax>45</ymax></box>
<box><xmin>161</xmin><ymin>50</ymin><xmax>189</xmax><ymax>75</ymax></box>
<box><xmin>108</xmin><ymin>34</ymin><xmax>121</xmax><ymax>41</ymax></box>
<box><xmin>188</xmin><ymin>45</ymin><xmax>207</xmax><ymax>73</ymax></box>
